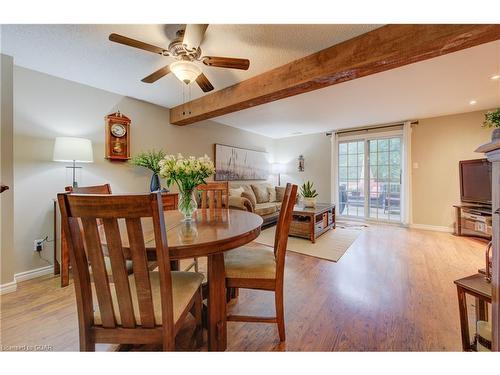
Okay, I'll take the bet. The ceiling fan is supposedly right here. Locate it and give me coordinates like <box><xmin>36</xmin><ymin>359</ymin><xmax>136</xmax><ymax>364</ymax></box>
<box><xmin>108</xmin><ymin>24</ymin><xmax>250</xmax><ymax>93</ymax></box>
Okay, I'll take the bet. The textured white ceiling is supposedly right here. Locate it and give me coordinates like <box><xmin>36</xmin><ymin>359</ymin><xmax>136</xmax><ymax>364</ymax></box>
<box><xmin>0</xmin><ymin>24</ymin><xmax>380</xmax><ymax>108</ymax></box>
<box><xmin>215</xmin><ymin>40</ymin><xmax>500</xmax><ymax>138</ymax></box>
<box><xmin>2</xmin><ymin>25</ymin><xmax>498</xmax><ymax>139</ymax></box>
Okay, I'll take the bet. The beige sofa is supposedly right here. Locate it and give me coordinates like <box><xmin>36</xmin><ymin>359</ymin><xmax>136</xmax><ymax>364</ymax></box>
<box><xmin>228</xmin><ymin>182</ymin><xmax>286</xmax><ymax>227</ymax></box>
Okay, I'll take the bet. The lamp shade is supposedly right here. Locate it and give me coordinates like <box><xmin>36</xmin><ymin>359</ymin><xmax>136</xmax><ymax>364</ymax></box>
<box><xmin>170</xmin><ymin>60</ymin><xmax>202</xmax><ymax>84</ymax></box>
<box><xmin>271</xmin><ymin>163</ymin><xmax>286</xmax><ymax>174</ymax></box>
<box><xmin>53</xmin><ymin>137</ymin><xmax>93</xmax><ymax>163</ymax></box>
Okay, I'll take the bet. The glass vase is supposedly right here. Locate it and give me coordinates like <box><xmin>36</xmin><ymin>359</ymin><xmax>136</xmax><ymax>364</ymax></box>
<box><xmin>178</xmin><ymin>188</ymin><xmax>197</xmax><ymax>222</ymax></box>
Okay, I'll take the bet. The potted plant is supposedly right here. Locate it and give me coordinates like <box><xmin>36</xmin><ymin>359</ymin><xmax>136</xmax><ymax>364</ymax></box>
<box><xmin>130</xmin><ymin>149</ymin><xmax>166</xmax><ymax>192</ymax></box>
<box><xmin>300</xmin><ymin>181</ymin><xmax>318</xmax><ymax>208</ymax></box>
<box><xmin>159</xmin><ymin>153</ymin><xmax>215</xmax><ymax>221</ymax></box>
<box><xmin>483</xmin><ymin>108</ymin><xmax>500</xmax><ymax>141</ymax></box>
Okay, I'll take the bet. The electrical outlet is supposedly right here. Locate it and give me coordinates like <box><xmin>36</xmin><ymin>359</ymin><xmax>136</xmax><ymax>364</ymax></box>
<box><xmin>34</xmin><ymin>239</ymin><xmax>44</xmax><ymax>252</ymax></box>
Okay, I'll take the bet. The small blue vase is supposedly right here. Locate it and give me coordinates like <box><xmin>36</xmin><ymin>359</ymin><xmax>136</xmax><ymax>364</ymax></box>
<box><xmin>150</xmin><ymin>173</ymin><xmax>161</xmax><ymax>192</ymax></box>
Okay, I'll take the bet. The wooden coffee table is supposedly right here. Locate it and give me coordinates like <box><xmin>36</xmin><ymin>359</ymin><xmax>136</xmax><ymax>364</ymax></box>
<box><xmin>289</xmin><ymin>203</ymin><xmax>335</xmax><ymax>243</ymax></box>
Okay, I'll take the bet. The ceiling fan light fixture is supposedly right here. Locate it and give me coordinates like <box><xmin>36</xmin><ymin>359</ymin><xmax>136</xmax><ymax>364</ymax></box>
<box><xmin>170</xmin><ymin>60</ymin><xmax>202</xmax><ymax>85</ymax></box>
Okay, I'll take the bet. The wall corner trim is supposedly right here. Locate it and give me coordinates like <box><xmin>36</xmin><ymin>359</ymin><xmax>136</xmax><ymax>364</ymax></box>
<box><xmin>0</xmin><ymin>280</ymin><xmax>17</xmax><ymax>295</ymax></box>
<box><xmin>1</xmin><ymin>265</ymin><xmax>54</xmax><ymax>294</ymax></box>
<box><xmin>14</xmin><ymin>265</ymin><xmax>54</xmax><ymax>283</ymax></box>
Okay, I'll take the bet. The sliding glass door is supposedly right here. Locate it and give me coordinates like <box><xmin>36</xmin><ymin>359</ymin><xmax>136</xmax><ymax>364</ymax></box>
<box><xmin>338</xmin><ymin>141</ymin><xmax>365</xmax><ymax>218</ymax></box>
<box><xmin>338</xmin><ymin>135</ymin><xmax>402</xmax><ymax>222</ymax></box>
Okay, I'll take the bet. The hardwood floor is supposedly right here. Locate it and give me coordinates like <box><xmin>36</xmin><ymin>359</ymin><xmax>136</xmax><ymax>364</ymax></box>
<box><xmin>0</xmin><ymin>225</ymin><xmax>487</xmax><ymax>351</ymax></box>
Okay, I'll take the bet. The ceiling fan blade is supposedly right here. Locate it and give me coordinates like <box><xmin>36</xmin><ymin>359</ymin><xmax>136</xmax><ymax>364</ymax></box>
<box><xmin>141</xmin><ymin>65</ymin><xmax>171</xmax><ymax>83</ymax></box>
<box><xmin>109</xmin><ymin>33</ymin><xmax>166</xmax><ymax>55</ymax></box>
<box><xmin>196</xmin><ymin>73</ymin><xmax>214</xmax><ymax>93</ymax></box>
<box><xmin>183</xmin><ymin>24</ymin><xmax>209</xmax><ymax>51</ymax></box>
<box><xmin>202</xmin><ymin>56</ymin><xmax>250</xmax><ymax>70</ymax></box>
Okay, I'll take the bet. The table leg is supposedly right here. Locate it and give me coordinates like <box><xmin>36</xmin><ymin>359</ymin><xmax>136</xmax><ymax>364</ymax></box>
<box><xmin>310</xmin><ymin>214</ymin><xmax>316</xmax><ymax>243</ymax></box>
<box><xmin>332</xmin><ymin>207</ymin><xmax>336</xmax><ymax>229</ymax></box>
<box><xmin>53</xmin><ymin>201</ymin><xmax>60</xmax><ymax>276</ymax></box>
<box><xmin>170</xmin><ymin>260</ymin><xmax>180</xmax><ymax>271</ymax></box>
<box><xmin>456</xmin><ymin>286</ymin><xmax>471</xmax><ymax>351</ymax></box>
<box><xmin>476</xmin><ymin>297</ymin><xmax>488</xmax><ymax>321</ymax></box>
<box><xmin>61</xmin><ymin>228</ymin><xmax>70</xmax><ymax>287</ymax></box>
<box><xmin>455</xmin><ymin>206</ymin><xmax>462</xmax><ymax>236</ymax></box>
<box><xmin>207</xmin><ymin>253</ymin><xmax>227</xmax><ymax>351</ymax></box>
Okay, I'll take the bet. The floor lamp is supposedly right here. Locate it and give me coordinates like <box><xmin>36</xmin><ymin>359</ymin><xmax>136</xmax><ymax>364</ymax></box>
<box><xmin>272</xmin><ymin>163</ymin><xmax>286</xmax><ymax>186</ymax></box>
<box><xmin>53</xmin><ymin>137</ymin><xmax>94</xmax><ymax>188</ymax></box>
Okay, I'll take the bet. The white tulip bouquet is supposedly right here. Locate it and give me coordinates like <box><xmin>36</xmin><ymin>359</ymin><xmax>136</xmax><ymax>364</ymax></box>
<box><xmin>159</xmin><ymin>153</ymin><xmax>215</xmax><ymax>220</ymax></box>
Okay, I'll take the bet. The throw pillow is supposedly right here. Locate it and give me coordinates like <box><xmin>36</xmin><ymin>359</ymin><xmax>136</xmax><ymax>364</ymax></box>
<box><xmin>267</xmin><ymin>186</ymin><xmax>277</xmax><ymax>202</ymax></box>
<box><xmin>251</xmin><ymin>184</ymin><xmax>270</xmax><ymax>203</ymax></box>
<box><xmin>241</xmin><ymin>191</ymin><xmax>257</xmax><ymax>208</ymax></box>
<box><xmin>229</xmin><ymin>187</ymin><xmax>244</xmax><ymax>197</ymax></box>
<box><xmin>275</xmin><ymin>186</ymin><xmax>286</xmax><ymax>202</ymax></box>
<box><xmin>241</xmin><ymin>185</ymin><xmax>257</xmax><ymax>203</ymax></box>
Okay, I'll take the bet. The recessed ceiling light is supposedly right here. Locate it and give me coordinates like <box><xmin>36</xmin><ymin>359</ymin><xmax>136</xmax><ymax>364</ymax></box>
<box><xmin>469</xmin><ymin>100</ymin><xmax>477</xmax><ymax>105</ymax></box>
<box><xmin>491</xmin><ymin>74</ymin><xmax>500</xmax><ymax>80</ymax></box>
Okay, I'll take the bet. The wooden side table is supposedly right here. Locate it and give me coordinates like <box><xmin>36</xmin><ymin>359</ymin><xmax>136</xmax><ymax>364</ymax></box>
<box><xmin>454</xmin><ymin>273</ymin><xmax>492</xmax><ymax>351</ymax></box>
<box><xmin>55</xmin><ymin>192</ymin><xmax>178</xmax><ymax>287</ymax></box>
<box><xmin>289</xmin><ymin>203</ymin><xmax>335</xmax><ymax>243</ymax></box>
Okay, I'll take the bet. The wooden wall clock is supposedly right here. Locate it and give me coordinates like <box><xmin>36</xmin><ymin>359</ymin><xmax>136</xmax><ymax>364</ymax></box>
<box><xmin>105</xmin><ymin>111</ymin><xmax>131</xmax><ymax>161</ymax></box>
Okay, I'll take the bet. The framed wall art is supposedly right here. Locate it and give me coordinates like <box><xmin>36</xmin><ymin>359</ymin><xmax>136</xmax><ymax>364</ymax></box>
<box><xmin>214</xmin><ymin>144</ymin><xmax>269</xmax><ymax>181</ymax></box>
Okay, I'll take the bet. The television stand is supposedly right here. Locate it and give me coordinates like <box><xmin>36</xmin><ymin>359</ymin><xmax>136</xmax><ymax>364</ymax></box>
<box><xmin>453</xmin><ymin>203</ymin><xmax>492</xmax><ymax>240</ymax></box>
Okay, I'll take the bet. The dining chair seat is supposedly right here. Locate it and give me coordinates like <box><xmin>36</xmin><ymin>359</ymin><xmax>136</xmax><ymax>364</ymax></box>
<box><xmin>224</xmin><ymin>246</ymin><xmax>276</xmax><ymax>279</ymax></box>
<box><xmin>92</xmin><ymin>271</ymin><xmax>204</xmax><ymax>325</ymax></box>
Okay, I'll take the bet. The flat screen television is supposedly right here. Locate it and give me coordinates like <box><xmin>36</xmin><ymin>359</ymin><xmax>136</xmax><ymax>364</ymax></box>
<box><xmin>459</xmin><ymin>158</ymin><xmax>492</xmax><ymax>205</ymax></box>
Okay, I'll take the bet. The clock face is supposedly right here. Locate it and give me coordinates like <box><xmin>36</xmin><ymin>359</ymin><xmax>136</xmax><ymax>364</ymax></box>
<box><xmin>110</xmin><ymin>123</ymin><xmax>126</xmax><ymax>138</ymax></box>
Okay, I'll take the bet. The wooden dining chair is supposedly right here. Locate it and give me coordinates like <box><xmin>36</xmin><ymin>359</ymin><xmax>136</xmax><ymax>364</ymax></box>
<box><xmin>197</xmin><ymin>181</ymin><xmax>229</xmax><ymax>210</ymax></box>
<box><xmin>223</xmin><ymin>183</ymin><xmax>298</xmax><ymax>341</ymax></box>
<box><xmin>65</xmin><ymin>183</ymin><xmax>112</xmax><ymax>194</ymax></box>
<box><xmin>57</xmin><ymin>192</ymin><xmax>204</xmax><ymax>351</ymax></box>
<box><xmin>183</xmin><ymin>182</ymin><xmax>230</xmax><ymax>273</ymax></box>
<box><xmin>62</xmin><ymin>183</ymin><xmax>143</xmax><ymax>277</ymax></box>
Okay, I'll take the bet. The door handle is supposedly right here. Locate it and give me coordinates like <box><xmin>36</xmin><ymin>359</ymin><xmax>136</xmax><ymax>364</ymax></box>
<box><xmin>0</xmin><ymin>185</ymin><xmax>9</xmax><ymax>193</ymax></box>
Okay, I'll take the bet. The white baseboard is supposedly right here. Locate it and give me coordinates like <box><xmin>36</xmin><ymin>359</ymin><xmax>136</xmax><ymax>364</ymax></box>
<box><xmin>0</xmin><ymin>280</ymin><xmax>17</xmax><ymax>295</ymax></box>
<box><xmin>14</xmin><ymin>265</ymin><xmax>54</xmax><ymax>283</ymax></box>
<box><xmin>0</xmin><ymin>265</ymin><xmax>54</xmax><ymax>295</ymax></box>
<box><xmin>409</xmin><ymin>223</ymin><xmax>454</xmax><ymax>233</ymax></box>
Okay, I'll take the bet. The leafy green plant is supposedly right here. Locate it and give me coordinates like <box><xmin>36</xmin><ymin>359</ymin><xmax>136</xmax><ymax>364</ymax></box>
<box><xmin>300</xmin><ymin>181</ymin><xmax>318</xmax><ymax>198</ymax></box>
<box><xmin>483</xmin><ymin>108</ymin><xmax>500</xmax><ymax>129</ymax></box>
<box><xmin>130</xmin><ymin>149</ymin><xmax>166</xmax><ymax>174</ymax></box>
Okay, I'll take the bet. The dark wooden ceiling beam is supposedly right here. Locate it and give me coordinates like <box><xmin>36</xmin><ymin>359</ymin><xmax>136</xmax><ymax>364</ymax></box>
<box><xmin>170</xmin><ymin>24</ymin><xmax>500</xmax><ymax>126</ymax></box>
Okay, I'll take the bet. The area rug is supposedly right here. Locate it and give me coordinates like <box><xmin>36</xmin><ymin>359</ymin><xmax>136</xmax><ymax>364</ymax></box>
<box><xmin>255</xmin><ymin>226</ymin><xmax>362</xmax><ymax>262</ymax></box>
<box><xmin>335</xmin><ymin>219</ymin><xmax>369</xmax><ymax>230</ymax></box>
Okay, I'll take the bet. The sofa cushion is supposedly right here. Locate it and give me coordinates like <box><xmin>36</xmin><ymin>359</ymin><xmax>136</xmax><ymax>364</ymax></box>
<box><xmin>229</xmin><ymin>187</ymin><xmax>244</xmax><ymax>197</ymax></box>
<box><xmin>254</xmin><ymin>202</ymin><xmax>277</xmax><ymax>216</ymax></box>
<box><xmin>268</xmin><ymin>186</ymin><xmax>277</xmax><ymax>202</ymax></box>
<box><xmin>251</xmin><ymin>183</ymin><xmax>271</xmax><ymax>203</ymax></box>
<box><xmin>228</xmin><ymin>195</ymin><xmax>250</xmax><ymax>211</ymax></box>
<box><xmin>241</xmin><ymin>191</ymin><xmax>256</xmax><ymax>208</ymax></box>
<box><xmin>275</xmin><ymin>186</ymin><xmax>286</xmax><ymax>202</ymax></box>
<box><xmin>238</xmin><ymin>184</ymin><xmax>257</xmax><ymax>202</ymax></box>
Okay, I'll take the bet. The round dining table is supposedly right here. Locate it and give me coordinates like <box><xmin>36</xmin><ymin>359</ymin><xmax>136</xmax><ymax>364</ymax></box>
<box><xmin>100</xmin><ymin>208</ymin><xmax>263</xmax><ymax>351</ymax></box>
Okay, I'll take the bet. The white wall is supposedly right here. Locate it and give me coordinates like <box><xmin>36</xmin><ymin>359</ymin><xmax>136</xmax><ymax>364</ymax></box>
<box><xmin>274</xmin><ymin>111</ymin><xmax>493</xmax><ymax>227</ymax></box>
<box><xmin>273</xmin><ymin>132</ymin><xmax>332</xmax><ymax>202</ymax></box>
<box><xmin>412</xmin><ymin>110</ymin><xmax>492</xmax><ymax>228</ymax></box>
<box><xmin>1</xmin><ymin>54</ymin><xmax>15</xmax><ymax>285</ymax></box>
<box><xmin>11</xmin><ymin>66</ymin><xmax>274</xmax><ymax>279</ymax></box>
